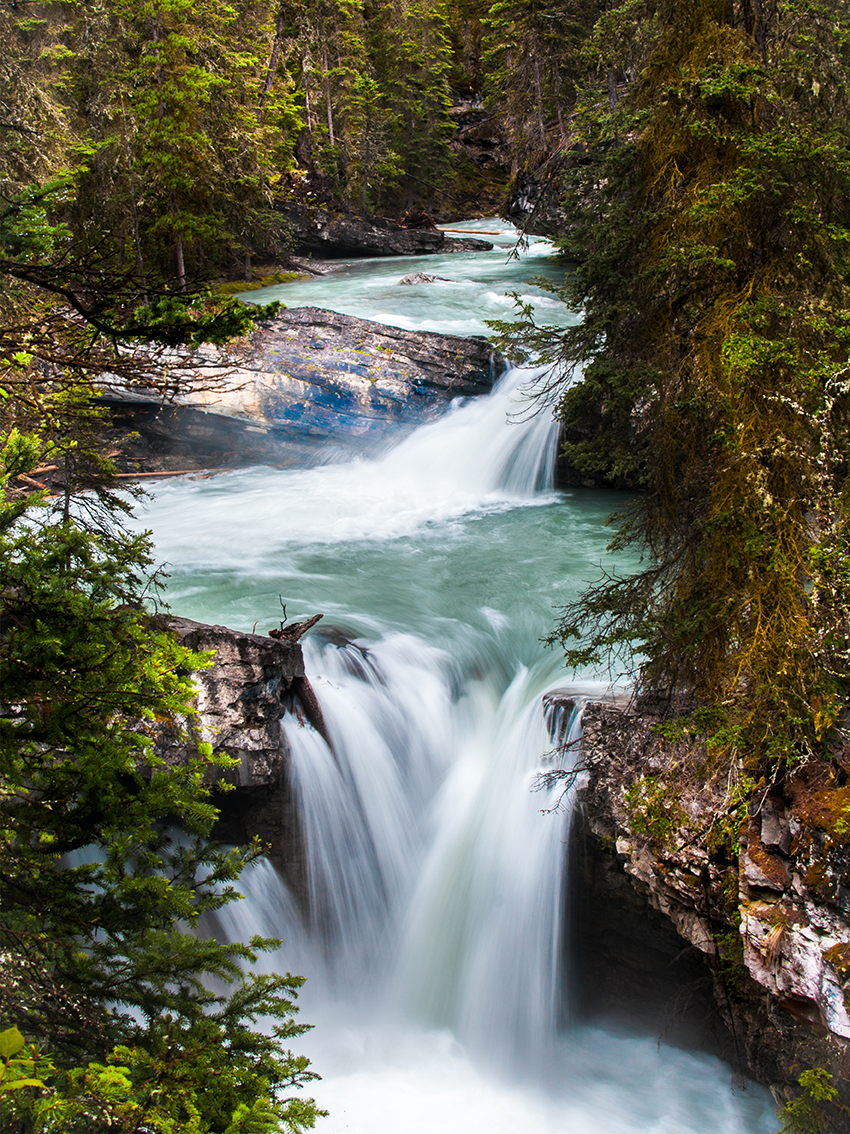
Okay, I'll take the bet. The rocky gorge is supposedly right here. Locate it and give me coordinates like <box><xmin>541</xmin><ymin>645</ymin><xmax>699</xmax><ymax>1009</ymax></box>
<box><xmin>576</xmin><ymin>701</ymin><xmax>850</xmax><ymax>1122</ymax></box>
<box><xmin>122</xmin><ymin>226</ymin><xmax>845</xmax><ymax>1130</ymax></box>
<box><xmin>157</xmin><ymin>601</ymin><xmax>848</xmax><ymax>1122</ymax></box>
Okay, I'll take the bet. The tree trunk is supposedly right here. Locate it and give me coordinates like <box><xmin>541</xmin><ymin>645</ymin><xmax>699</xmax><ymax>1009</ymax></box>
<box><xmin>259</xmin><ymin>1</ymin><xmax>286</xmax><ymax>115</ymax></box>
<box><xmin>172</xmin><ymin>188</ymin><xmax>186</xmax><ymax>292</ymax></box>
<box><xmin>323</xmin><ymin>44</ymin><xmax>335</xmax><ymax>147</ymax></box>
<box><xmin>301</xmin><ymin>41</ymin><xmax>314</xmax><ymax>156</ymax></box>
<box><xmin>533</xmin><ymin>55</ymin><xmax>546</xmax><ymax>146</ymax></box>
<box><xmin>607</xmin><ymin>69</ymin><xmax>618</xmax><ymax>109</ymax></box>
<box><xmin>751</xmin><ymin>0</ymin><xmax>767</xmax><ymax>60</ymax></box>
<box><xmin>152</xmin><ymin>9</ymin><xmax>184</xmax><ymax>290</ymax></box>
<box><xmin>120</xmin><ymin>100</ymin><xmax>147</xmax><ymax>299</ymax></box>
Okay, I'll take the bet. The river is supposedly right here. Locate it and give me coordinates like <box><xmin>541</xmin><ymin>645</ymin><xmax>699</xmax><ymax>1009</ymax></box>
<box><xmin>133</xmin><ymin>221</ymin><xmax>777</xmax><ymax>1133</ymax></box>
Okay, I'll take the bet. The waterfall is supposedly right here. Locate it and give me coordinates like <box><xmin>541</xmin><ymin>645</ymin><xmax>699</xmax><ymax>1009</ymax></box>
<box><xmin>282</xmin><ymin>639</ymin><xmax>586</xmax><ymax>1072</ymax></box>
<box><xmin>205</xmin><ymin>360</ymin><xmax>594</xmax><ymax>1073</ymax></box>
<box><xmin>146</xmin><ymin>307</ymin><xmax>774</xmax><ymax>1133</ymax></box>
<box><xmin>375</xmin><ymin>363</ymin><xmax>561</xmax><ymax>502</ymax></box>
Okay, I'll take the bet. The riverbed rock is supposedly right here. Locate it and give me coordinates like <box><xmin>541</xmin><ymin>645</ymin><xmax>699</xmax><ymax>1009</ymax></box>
<box><xmin>577</xmin><ymin>700</ymin><xmax>850</xmax><ymax>1121</ymax></box>
<box><xmin>398</xmin><ymin>272</ymin><xmax>456</xmax><ymax>285</ymax></box>
<box><xmin>279</xmin><ymin>202</ymin><xmax>493</xmax><ymax>257</ymax></box>
<box><xmin>161</xmin><ymin>306</ymin><xmax>502</xmax><ymax>445</ymax></box>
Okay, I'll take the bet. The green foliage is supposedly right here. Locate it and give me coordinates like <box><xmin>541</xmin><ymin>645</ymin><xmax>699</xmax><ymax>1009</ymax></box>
<box><xmin>623</xmin><ymin>773</ymin><xmax>687</xmax><ymax>848</ymax></box>
<box><xmin>483</xmin><ymin>0</ymin><xmax>600</xmax><ymax>164</ymax></box>
<box><xmin>363</xmin><ymin>0</ymin><xmax>456</xmax><ymax>209</ymax></box>
<box><xmin>0</xmin><ymin>432</ymin><xmax>322</xmax><ymax>1133</ymax></box>
<box><xmin>344</xmin><ymin>73</ymin><xmax>402</xmax><ymax>212</ymax></box>
<box><xmin>778</xmin><ymin>1068</ymin><xmax>842</xmax><ymax>1134</ymax></box>
<box><xmin>510</xmin><ymin>0</ymin><xmax>850</xmax><ymax>778</ymax></box>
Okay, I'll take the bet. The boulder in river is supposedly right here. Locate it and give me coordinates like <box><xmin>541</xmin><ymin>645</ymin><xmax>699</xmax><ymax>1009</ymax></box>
<box><xmin>398</xmin><ymin>272</ymin><xmax>457</xmax><ymax>285</ymax></box>
<box><xmin>154</xmin><ymin>615</ymin><xmax>309</xmax><ymax>897</ymax></box>
<box><xmin>123</xmin><ymin>307</ymin><xmax>502</xmax><ymax>447</ymax></box>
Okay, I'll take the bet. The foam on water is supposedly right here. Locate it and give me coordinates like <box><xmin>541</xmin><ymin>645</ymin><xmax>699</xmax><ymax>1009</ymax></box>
<box><xmin>235</xmin><ymin>218</ymin><xmax>573</xmax><ymax>335</ymax></box>
<box><xmin>136</xmin><ymin>364</ymin><xmax>559</xmax><ymax>567</ymax></box>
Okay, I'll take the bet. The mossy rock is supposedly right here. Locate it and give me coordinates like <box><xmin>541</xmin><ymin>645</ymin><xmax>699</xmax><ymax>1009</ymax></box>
<box><xmin>214</xmin><ymin>272</ymin><xmax>309</xmax><ymax>297</ymax></box>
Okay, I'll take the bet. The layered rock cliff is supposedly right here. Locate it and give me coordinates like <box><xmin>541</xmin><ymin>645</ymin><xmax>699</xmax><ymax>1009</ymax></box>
<box><xmin>576</xmin><ymin>700</ymin><xmax>850</xmax><ymax>1122</ymax></box>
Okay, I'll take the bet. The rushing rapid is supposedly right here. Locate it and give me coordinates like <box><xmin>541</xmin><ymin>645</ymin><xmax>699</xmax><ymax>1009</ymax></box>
<box><xmin>138</xmin><ymin>225</ymin><xmax>777</xmax><ymax>1133</ymax></box>
<box><xmin>236</xmin><ymin>218</ymin><xmax>572</xmax><ymax>337</ymax></box>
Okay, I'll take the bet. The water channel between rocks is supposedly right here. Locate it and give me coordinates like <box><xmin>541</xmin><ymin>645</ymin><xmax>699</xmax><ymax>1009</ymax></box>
<box><xmin>133</xmin><ymin>220</ymin><xmax>777</xmax><ymax>1133</ymax></box>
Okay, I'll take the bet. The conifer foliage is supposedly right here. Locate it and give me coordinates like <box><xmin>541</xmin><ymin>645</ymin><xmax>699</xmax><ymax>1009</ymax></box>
<box><xmin>0</xmin><ymin>428</ymin><xmax>323</xmax><ymax>1132</ymax></box>
<box><xmin>0</xmin><ymin>17</ymin><xmax>318</xmax><ymax>1122</ymax></box>
<box><xmin>513</xmin><ymin>0</ymin><xmax>850</xmax><ymax>772</ymax></box>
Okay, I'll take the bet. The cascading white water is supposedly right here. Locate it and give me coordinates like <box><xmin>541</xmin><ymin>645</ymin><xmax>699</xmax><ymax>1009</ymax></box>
<box><xmin>140</xmin><ymin>227</ymin><xmax>776</xmax><ymax>1133</ymax></box>
<box><xmin>282</xmin><ymin>638</ymin><xmax>583</xmax><ymax>1064</ymax></box>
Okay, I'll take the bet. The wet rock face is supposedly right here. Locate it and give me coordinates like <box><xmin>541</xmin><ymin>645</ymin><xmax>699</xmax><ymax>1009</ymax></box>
<box><xmin>177</xmin><ymin>307</ymin><xmax>501</xmax><ymax>443</ymax></box>
<box><xmin>158</xmin><ymin>617</ymin><xmax>307</xmax><ymax>896</ymax></box>
<box><xmin>279</xmin><ymin>202</ymin><xmax>493</xmax><ymax>257</ymax></box>
<box><xmin>398</xmin><ymin>272</ymin><xmax>456</xmax><ymax>285</ymax></box>
<box><xmin>569</xmin><ymin>815</ymin><xmax>742</xmax><ymax>1065</ymax></box>
<box><xmin>448</xmin><ymin>105</ymin><xmax>508</xmax><ymax>172</ymax></box>
<box><xmin>739</xmin><ymin>773</ymin><xmax>850</xmax><ymax>1044</ymax></box>
<box><xmin>578</xmin><ymin>701</ymin><xmax>850</xmax><ymax>1114</ymax></box>
<box><xmin>504</xmin><ymin>170</ymin><xmax>572</xmax><ymax>239</ymax></box>
<box><xmin>162</xmin><ymin>617</ymin><xmax>303</xmax><ymax>785</ymax></box>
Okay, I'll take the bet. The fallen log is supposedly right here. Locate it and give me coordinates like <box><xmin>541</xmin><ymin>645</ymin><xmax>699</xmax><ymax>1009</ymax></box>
<box><xmin>113</xmin><ymin>469</ymin><xmax>229</xmax><ymax>478</ymax></box>
<box><xmin>291</xmin><ymin>673</ymin><xmax>333</xmax><ymax>752</ymax></box>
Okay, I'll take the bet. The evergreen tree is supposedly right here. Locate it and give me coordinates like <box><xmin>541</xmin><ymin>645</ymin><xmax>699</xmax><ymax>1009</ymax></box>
<box><xmin>0</xmin><ymin>174</ymin><xmax>317</xmax><ymax>1134</ymax></box>
<box><xmin>497</xmin><ymin>0</ymin><xmax>850</xmax><ymax>772</ymax></box>
<box><xmin>482</xmin><ymin>0</ymin><xmax>598</xmax><ymax>168</ymax></box>
<box><xmin>0</xmin><ymin>434</ymin><xmax>322</xmax><ymax>1132</ymax></box>
<box><xmin>0</xmin><ymin>1</ymin><xmax>77</xmax><ymax>189</ymax></box>
<box><xmin>364</xmin><ymin>0</ymin><xmax>456</xmax><ymax>210</ymax></box>
<box><xmin>344</xmin><ymin>73</ymin><xmax>402</xmax><ymax>212</ymax></box>
<box><xmin>286</xmin><ymin>0</ymin><xmax>371</xmax><ymax>189</ymax></box>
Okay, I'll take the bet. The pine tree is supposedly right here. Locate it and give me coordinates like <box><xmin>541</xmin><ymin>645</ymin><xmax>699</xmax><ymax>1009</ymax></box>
<box><xmin>0</xmin><ymin>439</ymin><xmax>322</xmax><ymax>1131</ymax></box>
<box><xmin>364</xmin><ymin>0</ymin><xmax>456</xmax><ymax>210</ymax></box>
<box><xmin>1</xmin><ymin>177</ymin><xmax>318</xmax><ymax>1134</ymax></box>
<box><xmin>482</xmin><ymin>0</ymin><xmax>599</xmax><ymax>170</ymax></box>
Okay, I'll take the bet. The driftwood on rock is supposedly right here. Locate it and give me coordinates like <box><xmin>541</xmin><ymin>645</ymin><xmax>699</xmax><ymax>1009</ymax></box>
<box><xmin>269</xmin><ymin>613</ymin><xmax>323</xmax><ymax>641</ymax></box>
